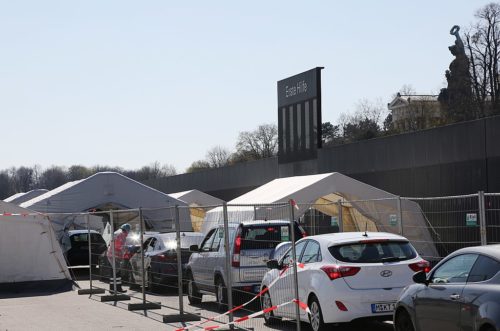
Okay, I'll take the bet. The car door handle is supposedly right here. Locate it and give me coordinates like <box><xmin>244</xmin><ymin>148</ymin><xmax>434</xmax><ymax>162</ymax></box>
<box><xmin>449</xmin><ymin>294</ymin><xmax>461</xmax><ymax>300</ymax></box>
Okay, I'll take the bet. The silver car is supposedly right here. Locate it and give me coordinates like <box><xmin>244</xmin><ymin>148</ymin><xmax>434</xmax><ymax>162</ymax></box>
<box><xmin>185</xmin><ymin>220</ymin><xmax>306</xmax><ymax>310</ymax></box>
<box><xmin>394</xmin><ymin>244</ymin><xmax>500</xmax><ymax>331</ymax></box>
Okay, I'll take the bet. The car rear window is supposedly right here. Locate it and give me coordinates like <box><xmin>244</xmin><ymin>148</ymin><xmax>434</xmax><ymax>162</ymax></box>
<box><xmin>70</xmin><ymin>233</ymin><xmax>105</xmax><ymax>246</ymax></box>
<box><xmin>241</xmin><ymin>224</ymin><xmax>303</xmax><ymax>250</ymax></box>
<box><xmin>328</xmin><ymin>240</ymin><xmax>417</xmax><ymax>263</ymax></box>
<box><xmin>159</xmin><ymin>233</ymin><xmax>205</xmax><ymax>250</ymax></box>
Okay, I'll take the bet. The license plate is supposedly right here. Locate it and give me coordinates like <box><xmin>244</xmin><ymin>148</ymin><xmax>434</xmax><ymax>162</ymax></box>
<box><xmin>371</xmin><ymin>302</ymin><xmax>395</xmax><ymax>313</ymax></box>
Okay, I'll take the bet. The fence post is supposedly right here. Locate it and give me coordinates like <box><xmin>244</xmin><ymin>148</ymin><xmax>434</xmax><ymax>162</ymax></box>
<box><xmin>139</xmin><ymin>207</ymin><xmax>147</xmax><ymax>304</ymax></box>
<box><xmin>110</xmin><ymin>211</ymin><xmax>117</xmax><ymax>294</ymax></box>
<box><xmin>337</xmin><ymin>199</ymin><xmax>343</xmax><ymax>232</ymax></box>
<box><xmin>397</xmin><ymin>197</ymin><xmax>403</xmax><ymax>236</ymax></box>
<box><xmin>289</xmin><ymin>200</ymin><xmax>301</xmax><ymax>331</ymax></box>
<box><xmin>478</xmin><ymin>191</ymin><xmax>487</xmax><ymax>245</ymax></box>
<box><xmin>175</xmin><ymin>205</ymin><xmax>184</xmax><ymax>315</ymax></box>
<box><xmin>87</xmin><ymin>214</ymin><xmax>92</xmax><ymax>288</ymax></box>
<box><xmin>222</xmin><ymin>202</ymin><xmax>234</xmax><ymax>330</ymax></box>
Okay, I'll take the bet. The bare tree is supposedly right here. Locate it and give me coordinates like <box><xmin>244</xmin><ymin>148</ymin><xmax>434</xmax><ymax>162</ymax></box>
<box><xmin>464</xmin><ymin>3</ymin><xmax>500</xmax><ymax>116</ymax></box>
<box><xmin>186</xmin><ymin>160</ymin><xmax>211</xmax><ymax>173</ymax></box>
<box><xmin>9</xmin><ymin>166</ymin><xmax>36</xmax><ymax>193</ymax></box>
<box><xmin>38</xmin><ymin>166</ymin><xmax>67</xmax><ymax>190</ymax></box>
<box><xmin>0</xmin><ymin>171</ymin><xmax>13</xmax><ymax>199</ymax></box>
<box><xmin>235</xmin><ymin>123</ymin><xmax>278</xmax><ymax>161</ymax></box>
<box><xmin>67</xmin><ymin>165</ymin><xmax>91</xmax><ymax>181</ymax></box>
<box><xmin>206</xmin><ymin>146</ymin><xmax>231</xmax><ymax>168</ymax></box>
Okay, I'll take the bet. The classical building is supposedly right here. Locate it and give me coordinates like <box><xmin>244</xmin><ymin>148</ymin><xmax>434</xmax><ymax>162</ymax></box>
<box><xmin>387</xmin><ymin>93</ymin><xmax>443</xmax><ymax>132</ymax></box>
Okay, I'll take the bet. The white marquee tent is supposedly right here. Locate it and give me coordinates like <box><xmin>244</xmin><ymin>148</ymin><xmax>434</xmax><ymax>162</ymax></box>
<box><xmin>4</xmin><ymin>189</ymin><xmax>49</xmax><ymax>205</ymax></box>
<box><xmin>203</xmin><ymin>172</ymin><xmax>439</xmax><ymax>260</ymax></box>
<box><xmin>0</xmin><ymin>201</ymin><xmax>71</xmax><ymax>286</ymax></box>
<box><xmin>20</xmin><ymin>172</ymin><xmax>192</xmax><ymax>240</ymax></box>
<box><xmin>169</xmin><ymin>190</ymin><xmax>224</xmax><ymax>232</ymax></box>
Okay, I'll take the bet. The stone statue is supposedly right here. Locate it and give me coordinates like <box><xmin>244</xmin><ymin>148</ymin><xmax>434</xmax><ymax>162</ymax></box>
<box><xmin>438</xmin><ymin>25</ymin><xmax>474</xmax><ymax>122</ymax></box>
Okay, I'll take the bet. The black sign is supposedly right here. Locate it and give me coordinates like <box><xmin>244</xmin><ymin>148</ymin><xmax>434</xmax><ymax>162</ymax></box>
<box><xmin>277</xmin><ymin>67</ymin><xmax>323</xmax><ymax>164</ymax></box>
<box><xmin>277</xmin><ymin>67</ymin><xmax>322</xmax><ymax>107</ymax></box>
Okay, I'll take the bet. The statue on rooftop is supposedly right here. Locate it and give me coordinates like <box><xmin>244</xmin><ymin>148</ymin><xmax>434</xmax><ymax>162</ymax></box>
<box><xmin>438</xmin><ymin>25</ymin><xmax>475</xmax><ymax>122</ymax></box>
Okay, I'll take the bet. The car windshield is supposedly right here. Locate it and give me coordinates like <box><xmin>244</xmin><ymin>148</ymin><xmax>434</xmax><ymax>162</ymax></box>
<box><xmin>328</xmin><ymin>240</ymin><xmax>417</xmax><ymax>263</ymax></box>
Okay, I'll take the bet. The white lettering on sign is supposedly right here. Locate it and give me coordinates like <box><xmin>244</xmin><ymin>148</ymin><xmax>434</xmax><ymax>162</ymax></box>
<box><xmin>285</xmin><ymin>80</ymin><xmax>308</xmax><ymax>98</ymax></box>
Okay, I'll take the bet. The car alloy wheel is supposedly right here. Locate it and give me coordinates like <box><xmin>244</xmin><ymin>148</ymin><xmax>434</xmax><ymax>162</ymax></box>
<box><xmin>308</xmin><ymin>296</ymin><xmax>326</xmax><ymax>331</ymax></box>
<box><xmin>261</xmin><ymin>291</ymin><xmax>274</xmax><ymax>324</ymax></box>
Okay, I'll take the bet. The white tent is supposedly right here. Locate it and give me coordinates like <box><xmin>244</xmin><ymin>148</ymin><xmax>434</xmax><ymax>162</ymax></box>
<box><xmin>0</xmin><ymin>201</ymin><xmax>71</xmax><ymax>286</ymax></box>
<box><xmin>203</xmin><ymin>172</ymin><xmax>438</xmax><ymax>260</ymax></box>
<box><xmin>169</xmin><ymin>190</ymin><xmax>224</xmax><ymax>232</ymax></box>
<box><xmin>20</xmin><ymin>172</ymin><xmax>192</xmax><ymax>236</ymax></box>
<box><xmin>4</xmin><ymin>189</ymin><xmax>49</xmax><ymax>205</ymax></box>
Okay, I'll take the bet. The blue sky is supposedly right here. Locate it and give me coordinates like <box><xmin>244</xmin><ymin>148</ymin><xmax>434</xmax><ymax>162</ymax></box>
<box><xmin>0</xmin><ymin>1</ymin><xmax>493</xmax><ymax>173</ymax></box>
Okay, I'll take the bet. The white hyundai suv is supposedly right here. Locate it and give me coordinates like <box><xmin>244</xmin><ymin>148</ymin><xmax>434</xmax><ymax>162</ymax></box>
<box><xmin>260</xmin><ymin>232</ymin><xmax>430</xmax><ymax>331</ymax></box>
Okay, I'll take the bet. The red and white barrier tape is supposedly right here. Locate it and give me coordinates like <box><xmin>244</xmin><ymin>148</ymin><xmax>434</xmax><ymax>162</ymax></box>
<box><xmin>194</xmin><ymin>298</ymin><xmax>310</xmax><ymax>331</ymax></box>
<box><xmin>175</xmin><ymin>262</ymin><xmax>306</xmax><ymax>331</ymax></box>
<box><xmin>1</xmin><ymin>212</ymin><xmax>37</xmax><ymax>216</ymax></box>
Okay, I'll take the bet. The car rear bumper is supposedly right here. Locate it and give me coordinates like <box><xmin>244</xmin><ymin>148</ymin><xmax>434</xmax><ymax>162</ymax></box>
<box><xmin>316</xmin><ymin>285</ymin><xmax>403</xmax><ymax>324</ymax></box>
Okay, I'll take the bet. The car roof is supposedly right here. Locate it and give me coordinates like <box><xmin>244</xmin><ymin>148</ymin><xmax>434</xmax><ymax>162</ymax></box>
<box><xmin>239</xmin><ymin>220</ymin><xmax>292</xmax><ymax>226</ymax></box>
<box><xmin>68</xmin><ymin>229</ymin><xmax>99</xmax><ymax>235</ymax></box>
<box><xmin>302</xmin><ymin>231</ymin><xmax>409</xmax><ymax>246</ymax></box>
<box><xmin>156</xmin><ymin>232</ymin><xmax>204</xmax><ymax>240</ymax></box>
<box><xmin>448</xmin><ymin>244</ymin><xmax>500</xmax><ymax>260</ymax></box>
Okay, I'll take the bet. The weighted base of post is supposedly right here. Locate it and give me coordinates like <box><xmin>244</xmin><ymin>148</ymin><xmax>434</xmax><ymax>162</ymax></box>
<box><xmin>162</xmin><ymin>312</ymin><xmax>201</xmax><ymax>323</ymax></box>
<box><xmin>127</xmin><ymin>302</ymin><xmax>162</xmax><ymax>311</ymax></box>
<box><xmin>100</xmin><ymin>294</ymin><xmax>130</xmax><ymax>302</ymax></box>
<box><xmin>78</xmin><ymin>288</ymin><xmax>106</xmax><ymax>295</ymax></box>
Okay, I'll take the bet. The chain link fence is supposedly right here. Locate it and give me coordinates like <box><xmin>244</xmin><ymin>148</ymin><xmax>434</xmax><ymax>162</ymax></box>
<box><xmin>45</xmin><ymin>191</ymin><xmax>499</xmax><ymax>330</ymax></box>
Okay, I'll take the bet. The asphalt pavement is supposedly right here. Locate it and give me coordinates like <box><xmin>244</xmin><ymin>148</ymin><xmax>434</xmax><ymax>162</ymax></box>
<box><xmin>0</xmin><ymin>269</ymin><xmax>395</xmax><ymax>331</ymax></box>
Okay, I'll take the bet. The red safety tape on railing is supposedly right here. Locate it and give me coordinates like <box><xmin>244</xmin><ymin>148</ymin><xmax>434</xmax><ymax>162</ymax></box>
<box><xmin>175</xmin><ymin>262</ymin><xmax>306</xmax><ymax>331</ymax></box>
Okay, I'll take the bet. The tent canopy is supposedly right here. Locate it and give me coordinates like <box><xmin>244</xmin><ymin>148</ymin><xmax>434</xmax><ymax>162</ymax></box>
<box><xmin>4</xmin><ymin>189</ymin><xmax>49</xmax><ymax>205</ymax></box>
<box><xmin>169</xmin><ymin>189</ymin><xmax>224</xmax><ymax>232</ymax></box>
<box><xmin>169</xmin><ymin>189</ymin><xmax>224</xmax><ymax>208</ymax></box>
<box><xmin>20</xmin><ymin>172</ymin><xmax>192</xmax><ymax>233</ymax></box>
<box><xmin>204</xmin><ymin>172</ymin><xmax>438</xmax><ymax>260</ymax></box>
<box><xmin>0</xmin><ymin>201</ymin><xmax>71</xmax><ymax>285</ymax></box>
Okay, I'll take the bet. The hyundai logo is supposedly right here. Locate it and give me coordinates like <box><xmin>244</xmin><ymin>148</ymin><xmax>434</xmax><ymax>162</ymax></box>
<box><xmin>380</xmin><ymin>270</ymin><xmax>393</xmax><ymax>277</ymax></box>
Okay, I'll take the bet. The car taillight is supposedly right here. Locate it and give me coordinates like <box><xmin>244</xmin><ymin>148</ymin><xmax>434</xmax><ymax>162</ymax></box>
<box><xmin>232</xmin><ymin>226</ymin><xmax>242</xmax><ymax>267</ymax></box>
<box><xmin>409</xmin><ymin>260</ymin><xmax>430</xmax><ymax>273</ymax></box>
<box><xmin>320</xmin><ymin>265</ymin><xmax>361</xmax><ymax>280</ymax></box>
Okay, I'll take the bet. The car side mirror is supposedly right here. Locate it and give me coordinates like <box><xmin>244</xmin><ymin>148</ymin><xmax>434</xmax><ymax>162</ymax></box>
<box><xmin>266</xmin><ymin>259</ymin><xmax>280</xmax><ymax>270</ymax></box>
<box><xmin>412</xmin><ymin>270</ymin><xmax>429</xmax><ymax>285</ymax></box>
<box><xmin>189</xmin><ymin>245</ymin><xmax>199</xmax><ymax>252</ymax></box>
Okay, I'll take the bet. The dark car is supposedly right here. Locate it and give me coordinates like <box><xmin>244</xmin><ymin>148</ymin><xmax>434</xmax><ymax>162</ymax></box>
<box><xmin>64</xmin><ymin>230</ymin><xmax>107</xmax><ymax>268</ymax></box>
<box><xmin>128</xmin><ymin>232</ymin><xmax>204</xmax><ymax>292</ymax></box>
<box><xmin>394</xmin><ymin>244</ymin><xmax>500</xmax><ymax>331</ymax></box>
<box><xmin>98</xmin><ymin>231</ymin><xmax>157</xmax><ymax>283</ymax></box>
